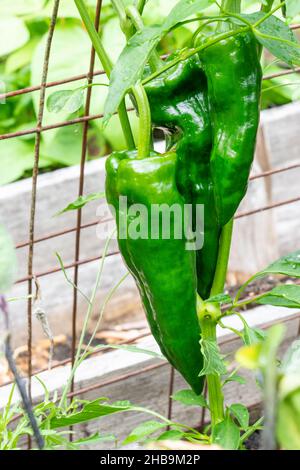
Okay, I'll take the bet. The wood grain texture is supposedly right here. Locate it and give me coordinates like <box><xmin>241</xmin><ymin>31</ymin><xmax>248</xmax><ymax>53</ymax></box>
<box><xmin>0</xmin><ymin>102</ymin><xmax>299</xmax><ymax>346</ymax></box>
<box><xmin>0</xmin><ymin>304</ymin><xmax>298</xmax><ymax>449</ymax></box>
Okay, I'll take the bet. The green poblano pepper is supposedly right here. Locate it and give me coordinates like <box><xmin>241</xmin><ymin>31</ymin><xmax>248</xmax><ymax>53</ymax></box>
<box><xmin>106</xmin><ymin>150</ymin><xmax>204</xmax><ymax>394</ymax></box>
<box><xmin>145</xmin><ymin>56</ymin><xmax>221</xmax><ymax>300</ymax></box>
<box><xmin>201</xmin><ymin>32</ymin><xmax>262</xmax><ymax>226</ymax></box>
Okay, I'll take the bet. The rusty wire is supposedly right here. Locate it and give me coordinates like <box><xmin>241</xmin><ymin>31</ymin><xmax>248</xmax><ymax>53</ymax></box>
<box><xmin>12</xmin><ymin>193</ymin><xmax>300</xmax><ymax>285</ymax></box>
<box><xmin>26</xmin><ymin>0</ymin><xmax>60</xmax><ymax>449</ymax></box>
<box><xmin>235</xmin><ymin>195</ymin><xmax>300</xmax><ymax>219</ymax></box>
<box><xmin>167</xmin><ymin>367</ymin><xmax>175</xmax><ymax>427</ymax></box>
<box><xmin>15</xmin><ymin>218</ymin><xmax>112</xmax><ymax>249</ymax></box>
<box><xmin>0</xmin><ymin>23</ymin><xmax>299</xmax><ymax>104</ymax></box>
<box><xmin>70</xmin><ymin>0</ymin><xmax>103</xmax><ymax>407</ymax></box>
<box><xmin>0</xmin><ymin>25</ymin><xmax>299</xmax><ymax>142</ymax></box>
<box><xmin>12</xmin><ymin>159</ymin><xmax>300</xmax><ymax>254</ymax></box>
<box><xmin>0</xmin><ymin>62</ymin><xmax>299</xmax><ymax>102</ymax></box>
<box><xmin>0</xmin><ymin>53</ymin><xmax>299</xmax><ymax>140</ymax></box>
<box><xmin>16</xmin><ymin>250</ymin><xmax>119</xmax><ymax>284</ymax></box>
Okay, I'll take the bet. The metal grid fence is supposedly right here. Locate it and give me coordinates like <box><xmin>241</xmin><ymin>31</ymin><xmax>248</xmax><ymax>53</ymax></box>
<box><xmin>1</xmin><ymin>0</ymin><xmax>300</xmax><ymax>443</ymax></box>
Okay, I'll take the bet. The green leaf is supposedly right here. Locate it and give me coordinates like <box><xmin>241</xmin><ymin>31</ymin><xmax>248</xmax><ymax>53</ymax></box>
<box><xmin>5</xmin><ymin>37</ymin><xmax>39</xmax><ymax>74</ymax></box>
<box><xmin>279</xmin><ymin>340</ymin><xmax>300</xmax><ymax>399</ymax></box>
<box><xmin>242</xmin><ymin>325</ymin><xmax>266</xmax><ymax>346</ymax></box>
<box><xmin>50</xmin><ymin>399</ymin><xmax>133</xmax><ymax>429</ymax></box>
<box><xmin>199</xmin><ymin>338</ymin><xmax>227</xmax><ymax>376</ymax></box>
<box><xmin>104</xmin><ymin>344</ymin><xmax>164</xmax><ymax>359</ymax></box>
<box><xmin>122</xmin><ymin>420</ymin><xmax>166</xmax><ymax>445</ymax></box>
<box><xmin>90</xmin><ymin>343</ymin><xmax>165</xmax><ymax>359</ymax></box>
<box><xmin>0</xmin><ymin>16</ymin><xmax>29</xmax><ymax>57</ymax></box>
<box><xmin>157</xmin><ymin>430</ymin><xmax>184</xmax><ymax>441</ymax></box>
<box><xmin>260</xmin><ymin>323</ymin><xmax>285</xmax><ymax>368</ymax></box>
<box><xmin>257</xmin><ymin>284</ymin><xmax>300</xmax><ymax>309</ymax></box>
<box><xmin>240</xmin><ymin>250</ymin><xmax>300</xmax><ymax>296</ymax></box>
<box><xmin>31</xmin><ymin>24</ymin><xmax>97</xmax><ymax>145</ymax></box>
<box><xmin>238</xmin><ymin>324</ymin><xmax>285</xmax><ymax>373</ymax></box>
<box><xmin>223</xmin><ymin>372</ymin><xmax>246</xmax><ymax>386</ymax></box>
<box><xmin>206</xmin><ymin>293</ymin><xmax>232</xmax><ymax>305</ymax></box>
<box><xmin>0</xmin><ymin>225</ymin><xmax>17</xmax><ymax>294</ymax></box>
<box><xmin>104</xmin><ymin>24</ymin><xmax>161</xmax><ymax>122</ymax></box>
<box><xmin>72</xmin><ymin>432</ymin><xmax>115</xmax><ymax>447</ymax></box>
<box><xmin>243</xmin><ymin>13</ymin><xmax>300</xmax><ymax>66</ymax></box>
<box><xmin>0</xmin><ymin>0</ymin><xmax>43</xmax><ymax>16</ymax></box>
<box><xmin>286</xmin><ymin>0</ymin><xmax>300</xmax><ymax>18</ymax></box>
<box><xmin>162</xmin><ymin>0</ymin><xmax>213</xmax><ymax>31</ymax></box>
<box><xmin>229</xmin><ymin>404</ymin><xmax>249</xmax><ymax>430</ymax></box>
<box><xmin>282</xmin><ymin>340</ymin><xmax>300</xmax><ymax>376</ymax></box>
<box><xmin>0</xmin><ymin>138</ymin><xmax>51</xmax><ymax>185</ymax></box>
<box><xmin>104</xmin><ymin>0</ymin><xmax>214</xmax><ymax>120</ymax></box>
<box><xmin>212</xmin><ymin>415</ymin><xmax>241</xmax><ymax>450</ymax></box>
<box><xmin>277</xmin><ymin>397</ymin><xmax>300</xmax><ymax>450</ymax></box>
<box><xmin>171</xmin><ymin>389</ymin><xmax>208</xmax><ymax>407</ymax></box>
<box><xmin>47</xmin><ymin>89</ymin><xmax>84</xmax><ymax>114</ymax></box>
<box><xmin>56</xmin><ymin>192</ymin><xmax>105</xmax><ymax>215</ymax></box>
<box><xmin>41</xmin><ymin>124</ymin><xmax>84</xmax><ymax>167</ymax></box>
<box><xmin>261</xmin><ymin>64</ymin><xmax>300</xmax><ymax>106</ymax></box>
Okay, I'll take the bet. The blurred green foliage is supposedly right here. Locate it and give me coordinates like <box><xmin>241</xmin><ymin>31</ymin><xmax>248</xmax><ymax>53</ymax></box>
<box><xmin>0</xmin><ymin>0</ymin><xmax>299</xmax><ymax>185</ymax></box>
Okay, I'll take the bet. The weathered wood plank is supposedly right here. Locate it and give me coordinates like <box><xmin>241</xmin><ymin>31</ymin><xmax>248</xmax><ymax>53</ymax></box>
<box><xmin>0</xmin><ymin>305</ymin><xmax>299</xmax><ymax>448</ymax></box>
<box><xmin>0</xmin><ymin>102</ymin><xmax>299</xmax><ymax>345</ymax></box>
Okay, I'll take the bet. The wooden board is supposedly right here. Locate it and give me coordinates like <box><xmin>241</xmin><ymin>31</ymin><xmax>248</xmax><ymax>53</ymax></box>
<box><xmin>0</xmin><ymin>102</ymin><xmax>300</xmax><ymax>346</ymax></box>
<box><xmin>0</xmin><ymin>304</ymin><xmax>299</xmax><ymax>449</ymax></box>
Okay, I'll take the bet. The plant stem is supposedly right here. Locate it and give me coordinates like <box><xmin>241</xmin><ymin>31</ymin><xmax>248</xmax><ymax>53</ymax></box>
<box><xmin>132</xmin><ymin>81</ymin><xmax>152</xmax><ymax>159</ymax></box>
<box><xmin>261</xmin><ymin>0</ymin><xmax>275</xmax><ymax>13</ymax></box>
<box><xmin>59</xmin><ymin>231</ymin><xmax>115</xmax><ymax>407</ymax></box>
<box><xmin>142</xmin><ymin>0</ymin><xmax>286</xmax><ymax>86</ymax></box>
<box><xmin>111</xmin><ymin>0</ymin><xmax>134</xmax><ymax>38</ymax></box>
<box><xmin>143</xmin><ymin>26</ymin><xmax>246</xmax><ymax>85</ymax></box>
<box><xmin>75</xmin><ymin>0</ymin><xmax>112</xmax><ymax>75</ymax></box>
<box><xmin>218</xmin><ymin>0</ymin><xmax>241</xmax><ymax>31</ymax></box>
<box><xmin>221</xmin><ymin>0</ymin><xmax>241</xmax><ymax>13</ymax></box>
<box><xmin>198</xmin><ymin>228</ymin><xmax>231</xmax><ymax>427</ymax></box>
<box><xmin>126</xmin><ymin>5</ymin><xmax>163</xmax><ymax>71</ymax></box>
<box><xmin>74</xmin><ymin>0</ymin><xmax>135</xmax><ymax>149</ymax></box>
<box><xmin>198</xmin><ymin>0</ymin><xmax>239</xmax><ymax>434</ymax></box>
<box><xmin>210</xmin><ymin>218</ymin><xmax>233</xmax><ymax>297</ymax></box>
<box><xmin>198</xmin><ymin>302</ymin><xmax>224</xmax><ymax>427</ymax></box>
<box><xmin>135</xmin><ymin>0</ymin><xmax>147</xmax><ymax>14</ymax></box>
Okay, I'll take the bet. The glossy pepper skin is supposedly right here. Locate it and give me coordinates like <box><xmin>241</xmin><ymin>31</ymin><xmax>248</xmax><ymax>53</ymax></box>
<box><xmin>145</xmin><ymin>56</ymin><xmax>221</xmax><ymax>300</ymax></box>
<box><xmin>201</xmin><ymin>32</ymin><xmax>262</xmax><ymax>226</ymax></box>
<box><xmin>105</xmin><ymin>149</ymin><xmax>204</xmax><ymax>394</ymax></box>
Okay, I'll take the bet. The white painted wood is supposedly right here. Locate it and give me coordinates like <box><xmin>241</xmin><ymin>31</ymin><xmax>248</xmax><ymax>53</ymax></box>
<box><xmin>260</xmin><ymin>101</ymin><xmax>300</xmax><ymax>256</ymax></box>
<box><xmin>229</xmin><ymin>158</ymin><xmax>279</xmax><ymax>279</ymax></box>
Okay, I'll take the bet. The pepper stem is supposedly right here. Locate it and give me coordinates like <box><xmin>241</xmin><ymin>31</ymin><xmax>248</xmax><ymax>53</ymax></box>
<box><xmin>218</xmin><ymin>0</ymin><xmax>241</xmax><ymax>31</ymax></box>
<box><xmin>125</xmin><ymin>5</ymin><xmax>163</xmax><ymax>72</ymax></box>
<box><xmin>210</xmin><ymin>218</ymin><xmax>233</xmax><ymax>297</ymax></box>
<box><xmin>132</xmin><ymin>82</ymin><xmax>152</xmax><ymax>159</ymax></box>
<box><xmin>197</xmin><ymin>300</ymin><xmax>224</xmax><ymax>428</ymax></box>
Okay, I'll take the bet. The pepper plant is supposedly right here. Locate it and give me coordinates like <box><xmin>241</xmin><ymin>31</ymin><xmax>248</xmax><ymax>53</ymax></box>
<box><xmin>70</xmin><ymin>0</ymin><xmax>300</xmax><ymax>448</ymax></box>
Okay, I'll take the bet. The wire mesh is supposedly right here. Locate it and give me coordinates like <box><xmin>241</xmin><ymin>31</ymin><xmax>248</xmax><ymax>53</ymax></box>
<box><xmin>0</xmin><ymin>1</ymin><xmax>300</xmax><ymax>443</ymax></box>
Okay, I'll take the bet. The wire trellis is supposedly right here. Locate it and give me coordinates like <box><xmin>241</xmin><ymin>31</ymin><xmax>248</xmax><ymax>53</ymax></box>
<box><xmin>1</xmin><ymin>0</ymin><xmax>300</xmax><ymax>447</ymax></box>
